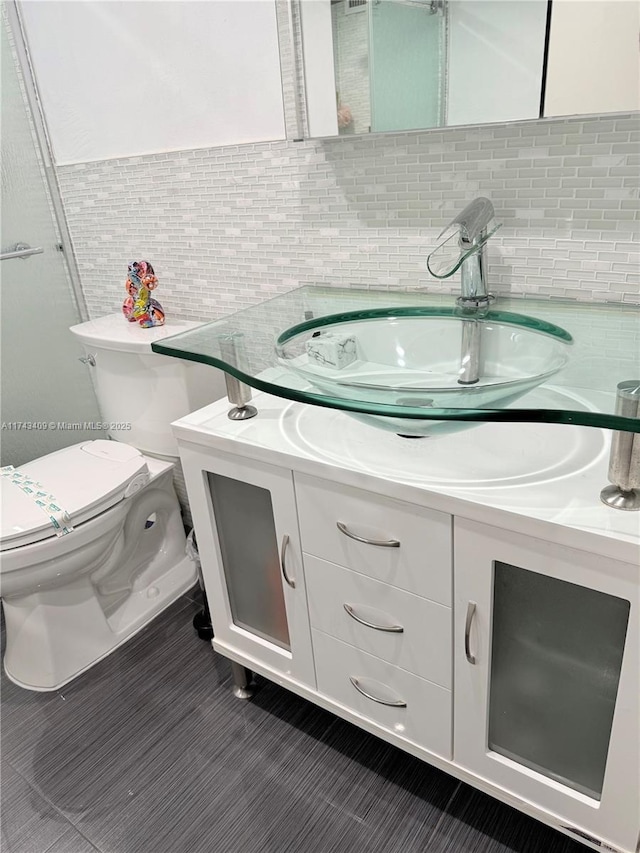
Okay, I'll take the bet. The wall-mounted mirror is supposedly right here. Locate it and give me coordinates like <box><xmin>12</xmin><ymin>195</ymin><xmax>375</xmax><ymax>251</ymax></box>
<box><xmin>299</xmin><ymin>0</ymin><xmax>639</xmax><ymax>138</ymax></box>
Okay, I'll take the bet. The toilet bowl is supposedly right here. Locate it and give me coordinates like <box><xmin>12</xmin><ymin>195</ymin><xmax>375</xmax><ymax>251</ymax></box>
<box><xmin>0</xmin><ymin>315</ymin><xmax>226</xmax><ymax>691</ymax></box>
<box><xmin>0</xmin><ymin>441</ymin><xmax>196</xmax><ymax>691</ymax></box>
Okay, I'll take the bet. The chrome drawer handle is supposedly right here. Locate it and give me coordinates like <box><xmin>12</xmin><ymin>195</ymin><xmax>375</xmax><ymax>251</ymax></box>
<box><xmin>349</xmin><ymin>676</ymin><xmax>407</xmax><ymax>707</ymax></box>
<box><xmin>280</xmin><ymin>534</ymin><xmax>296</xmax><ymax>588</ymax></box>
<box><xmin>465</xmin><ymin>601</ymin><xmax>477</xmax><ymax>665</ymax></box>
<box><xmin>336</xmin><ymin>521</ymin><xmax>400</xmax><ymax>548</ymax></box>
<box><xmin>343</xmin><ymin>603</ymin><xmax>404</xmax><ymax>633</ymax></box>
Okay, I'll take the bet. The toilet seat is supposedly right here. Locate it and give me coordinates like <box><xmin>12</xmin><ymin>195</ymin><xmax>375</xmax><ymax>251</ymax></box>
<box><xmin>1</xmin><ymin>441</ymin><xmax>149</xmax><ymax>551</ymax></box>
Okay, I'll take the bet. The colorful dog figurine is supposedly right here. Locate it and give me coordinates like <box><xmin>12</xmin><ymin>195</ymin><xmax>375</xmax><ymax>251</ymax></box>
<box><xmin>122</xmin><ymin>261</ymin><xmax>165</xmax><ymax>327</ymax></box>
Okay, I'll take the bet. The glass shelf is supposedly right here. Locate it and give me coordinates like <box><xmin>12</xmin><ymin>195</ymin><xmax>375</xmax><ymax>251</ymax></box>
<box><xmin>151</xmin><ymin>286</ymin><xmax>640</xmax><ymax>434</ymax></box>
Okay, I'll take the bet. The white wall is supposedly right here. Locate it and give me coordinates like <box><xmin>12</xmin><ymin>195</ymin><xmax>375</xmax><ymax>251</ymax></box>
<box><xmin>545</xmin><ymin>0</ymin><xmax>640</xmax><ymax>117</ymax></box>
<box><xmin>447</xmin><ymin>0</ymin><xmax>548</xmax><ymax>127</ymax></box>
<box><xmin>19</xmin><ymin>0</ymin><xmax>286</xmax><ymax>164</ymax></box>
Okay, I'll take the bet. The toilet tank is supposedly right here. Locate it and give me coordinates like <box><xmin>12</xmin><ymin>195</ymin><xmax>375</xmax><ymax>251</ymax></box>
<box><xmin>70</xmin><ymin>315</ymin><xmax>226</xmax><ymax>457</ymax></box>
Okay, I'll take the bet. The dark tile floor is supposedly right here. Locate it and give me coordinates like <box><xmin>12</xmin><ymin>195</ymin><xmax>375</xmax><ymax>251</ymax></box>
<box><xmin>1</xmin><ymin>590</ymin><xmax>589</xmax><ymax>853</ymax></box>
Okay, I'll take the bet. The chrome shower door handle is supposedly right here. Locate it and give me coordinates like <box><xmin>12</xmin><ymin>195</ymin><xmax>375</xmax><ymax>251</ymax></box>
<box><xmin>465</xmin><ymin>601</ymin><xmax>477</xmax><ymax>664</ymax></box>
<box><xmin>1</xmin><ymin>243</ymin><xmax>44</xmax><ymax>261</ymax></box>
<box><xmin>280</xmin><ymin>534</ymin><xmax>296</xmax><ymax>588</ymax></box>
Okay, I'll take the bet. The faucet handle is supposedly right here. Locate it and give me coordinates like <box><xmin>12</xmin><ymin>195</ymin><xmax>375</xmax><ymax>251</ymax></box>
<box><xmin>453</xmin><ymin>196</ymin><xmax>499</xmax><ymax>245</ymax></box>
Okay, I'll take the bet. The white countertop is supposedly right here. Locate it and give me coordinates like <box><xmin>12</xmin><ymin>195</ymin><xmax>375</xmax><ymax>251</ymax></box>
<box><xmin>173</xmin><ymin>392</ymin><xmax>640</xmax><ymax>566</ymax></box>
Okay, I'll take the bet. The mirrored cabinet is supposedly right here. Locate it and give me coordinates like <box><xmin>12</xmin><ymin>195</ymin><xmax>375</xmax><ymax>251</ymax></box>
<box><xmin>299</xmin><ymin>0</ymin><xmax>640</xmax><ymax>138</ymax></box>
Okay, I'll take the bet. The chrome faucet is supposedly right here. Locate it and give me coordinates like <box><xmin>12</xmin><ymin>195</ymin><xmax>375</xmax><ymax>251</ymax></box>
<box><xmin>427</xmin><ymin>198</ymin><xmax>502</xmax><ymax>384</ymax></box>
<box><xmin>427</xmin><ymin>197</ymin><xmax>501</xmax><ymax>310</ymax></box>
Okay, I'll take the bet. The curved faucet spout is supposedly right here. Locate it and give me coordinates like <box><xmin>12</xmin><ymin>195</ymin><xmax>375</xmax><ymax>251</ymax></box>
<box><xmin>427</xmin><ymin>197</ymin><xmax>501</xmax><ymax>307</ymax></box>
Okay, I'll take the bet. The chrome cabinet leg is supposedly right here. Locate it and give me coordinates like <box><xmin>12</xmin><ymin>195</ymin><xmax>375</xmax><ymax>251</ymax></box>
<box><xmin>220</xmin><ymin>335</ymin><xmax>258</xmax><ymax>421</ymax></box>
<box><xmin>601</xmin><ymin>380</ymin><xmax>640</xmax><ymax>511</ymax></box>
<box><xmin>230</xmin><ymin>661</ymin><xmax>254</xmax><ymax>699</ymax></box>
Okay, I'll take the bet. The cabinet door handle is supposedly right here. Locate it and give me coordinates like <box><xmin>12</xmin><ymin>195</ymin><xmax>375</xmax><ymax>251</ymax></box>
<box><xmin>336</xmin><ymin>521</ymin><xmax>400</xmax><ymax>548</ymax></box>
<box><xmin>280</xmin><ymin>534</ymin><xmax>296</xmax><ymax>588</ymax></box>
<box><xmin>465</xmin><ymin>601</ymin><xmax>477</xmax><ymax>665</ymax></box>
<box><xmin>343</xmin><ymin>603</ymin><xmax>404</xmax><ymax>633</ymax></box>
<box><xmin>349</xmin><ymin>676</ymin><xmax>407</xmax><ymax>707</ymax></box>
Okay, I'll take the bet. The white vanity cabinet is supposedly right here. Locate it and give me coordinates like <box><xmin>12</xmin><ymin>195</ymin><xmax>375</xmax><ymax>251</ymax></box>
<box><xmin>454</xmin><ymin>518</ymin><xmax>639</xmax><ymax>853</ymax></box>
<box><xmin>179</xmin><ymin>444</ymin><xmax>315</xmax><ymax>688</ymax></box>
<box><xmin>174</xmin><ymin>395</ymin><xmax>640</xmax><ymax>853</ymax></box>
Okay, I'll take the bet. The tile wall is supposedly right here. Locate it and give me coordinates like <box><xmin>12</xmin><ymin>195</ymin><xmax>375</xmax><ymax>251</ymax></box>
<box><xmin>57</xmin><ymin>112</ymin><xmax>639</xmax><ymax>321</ymax></box>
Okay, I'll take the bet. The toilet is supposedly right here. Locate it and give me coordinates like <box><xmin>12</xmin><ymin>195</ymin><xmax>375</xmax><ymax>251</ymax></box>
<box><xmin>0</xmin><ymin>315</ymin><xmax>225</xmax><ymax>691</ymax></box>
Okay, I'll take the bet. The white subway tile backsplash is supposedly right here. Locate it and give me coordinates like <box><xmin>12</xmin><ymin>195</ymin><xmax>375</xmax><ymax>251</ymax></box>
<box><xmin>56</xmin><ymin>110</ymin><xmax>639</xmax><ymax>320</ymax></box>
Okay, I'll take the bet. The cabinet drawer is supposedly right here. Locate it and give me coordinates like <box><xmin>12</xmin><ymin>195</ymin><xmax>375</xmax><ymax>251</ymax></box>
<box><xmin>313</xmin><ymin>629</ymin><xmax>451</xmax><ymax>759</ymax></box>
<box><xmin>306</xmin><ymin>555</ymin><xmax>451</xmax><ymax>689</ymax></box>
<box><xmin>295</xmin><ymin>473</ymin><xmax>452</xmax><ymax>605</ymax></box>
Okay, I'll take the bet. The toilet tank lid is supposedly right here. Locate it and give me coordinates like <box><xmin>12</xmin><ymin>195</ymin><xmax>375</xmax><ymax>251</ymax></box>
<box><xmin>1</xmin><ymin>441</ymin><xmax>150</xmax><ymax>551</ymax></box>
<box><xmin>70</xmin><ymin>314</ymin><xmax>205</xmax><ymax>353</ymax></box>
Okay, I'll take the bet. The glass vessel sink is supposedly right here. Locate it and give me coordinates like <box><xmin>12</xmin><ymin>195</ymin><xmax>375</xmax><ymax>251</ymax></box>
<box><xmin>275</xmin><ymin>308</ymin><xmax>572</xmax><ymax>436</ymax></box>
<box><xmin>150</xmin><ymin>286</ymin><xmax>640</xmax><ymax>435</ymax></box>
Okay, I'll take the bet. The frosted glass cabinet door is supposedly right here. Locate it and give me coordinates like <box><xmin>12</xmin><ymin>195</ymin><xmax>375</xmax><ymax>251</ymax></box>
<box><xmin>454</xmin><ymin>519</ymin><xmax>639</xmax><ymax>853</ymax></box>
<box><xmin>488</xmin><ymin>562</ymin><xmax>628</xmax><ymax>801</ymax></box>
<box><xmin>180</xmin><ymin>446</ymin><xmax>315</xmax><ymax>687</ymax></box>
<box><xmin>208</xmin><ymin>472</ymin><xmax>290</xmax><ymax>650</ymax></box>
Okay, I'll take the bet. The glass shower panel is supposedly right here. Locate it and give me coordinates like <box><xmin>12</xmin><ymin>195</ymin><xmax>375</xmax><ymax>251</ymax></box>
<box><xmin>489</xmin><ymin>562</ymin><xmax>630</xmax><ymax>799</ymax></box>
<box><xmin>208</xmin><ymin>473</ymin><xmax>290</xmax><ymax>650</ymax></box>
<box><xmin>1</xmin><ymin>14</ymin><xmax>102</xmax><ymax>467</ymax></box>
<box><xmin>370</xmin><ymin>0</ymin><xmax>445</xmax><ymax>132</ymax></box>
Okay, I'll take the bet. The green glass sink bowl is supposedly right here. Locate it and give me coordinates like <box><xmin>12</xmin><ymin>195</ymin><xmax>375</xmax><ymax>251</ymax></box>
<box><xmin>275</xmin><ymin>307</ymin><xmax>573</xmax><ymax>436</ymax></box>
<box><xmin>149</xmin><ymin>286</ymin><xmax>640</xmax><ymax>435</ymax></box>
